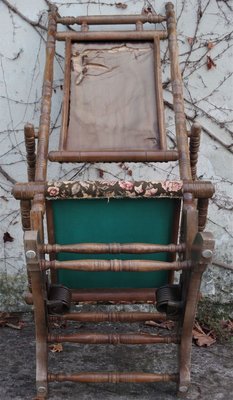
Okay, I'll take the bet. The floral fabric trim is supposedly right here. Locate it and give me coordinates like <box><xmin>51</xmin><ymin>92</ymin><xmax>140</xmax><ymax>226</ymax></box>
<box><xmin>46</xmin><ymin>180</ymin><xmax>183</xmax><ymax>200</ymax></box>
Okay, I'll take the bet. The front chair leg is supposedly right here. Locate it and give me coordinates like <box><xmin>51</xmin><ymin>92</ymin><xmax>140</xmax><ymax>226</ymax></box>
<box><xmin>178</xmin><ymin>232</ymin><xmax>214</xmax><ymax>395</ymax></box>
<box><xmin>25</xmin><ymin>231</ymin><xmax>48</xmax><ymax>399</ymax></box>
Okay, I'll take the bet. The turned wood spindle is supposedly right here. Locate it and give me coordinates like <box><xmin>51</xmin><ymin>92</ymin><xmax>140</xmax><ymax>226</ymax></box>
<box><xmin>24</xmin><ymin>123</ymin><xmax>36</xmax><ymax>182</ymax></box>
<box><xmin>189</xmin><ymin>122</ymin><xmax>201</xmax><ymax>180</ymax></box>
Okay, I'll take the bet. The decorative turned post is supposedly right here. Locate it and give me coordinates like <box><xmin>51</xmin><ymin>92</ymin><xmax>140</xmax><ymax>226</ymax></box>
<box><xmin>20</xmin><ymin>123</ymin><xmax>36</xmax><ymax>232</ymax></box>
<box><xmin>197</xmin><ymin>198</ymin><xmax>209</xmax><ymax>232</ymax></box>
<box><xmin>190</xmin><ymin>122</ymin><xmax>201</xmax><ymax>180</ymax></box>
<box><xmin>35</xmin><ymin>5</ymin><xmax>57</xmax><ymax>182</ymax></box>
<box><xmin>165</xmin><ymin>2</ymin><xmax>192</xmax><ymax>180</ymax></box>
<box><xmin>20</xmin><ymin>200</ymin><xmax>31</xmax><ymax>231</ymax></box>
<box><xmin>24</xmin><ymin>123</ymin><xmax>36</xmax><ymax>182</ymax></box>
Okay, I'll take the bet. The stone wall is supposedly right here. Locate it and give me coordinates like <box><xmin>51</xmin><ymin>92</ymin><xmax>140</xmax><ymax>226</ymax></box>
<box><xmin>0</xmin><ymin>0</ymin><xmax>232</xmax><ymax>310</ymax></box>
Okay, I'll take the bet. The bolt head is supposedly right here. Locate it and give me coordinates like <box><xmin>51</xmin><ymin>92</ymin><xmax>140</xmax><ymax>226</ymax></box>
<box><xmin>26</xmin><ymin>250</ymin><xmax>36</xmax><ymax>259</ymax></box>
<box><xmin>37</xmin><ymin>386</ymin><xmax>46</xmax><ymax>394</ymax></box>
<box><xmin>202</xmin><ymin>249</ymin><xmax>213</xmax><ymax>259</ymax></box>
<box><xmin>179</xmin><ymin>385</ymin><xmax>189</xmax><ymax>393</ymax></box>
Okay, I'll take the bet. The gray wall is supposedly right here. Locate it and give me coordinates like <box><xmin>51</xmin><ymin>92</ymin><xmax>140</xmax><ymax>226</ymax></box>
<box><xmin>0</xmin><ymin>0</ymin><xmax>232</xmax><ymax>310</ymax></box>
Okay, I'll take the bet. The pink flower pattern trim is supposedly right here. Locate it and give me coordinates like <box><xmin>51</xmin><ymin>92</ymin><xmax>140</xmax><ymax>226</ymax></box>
<box><xmin>47</xmin><ymin>186</ymin><xmax>60</xmax><ymax>197</ymax></box>
<box><xmin>46</xmin><ymin>180</ymin><xmax>183</xmax><ymax>200</ymax></box>
<box><xmin>118</xmin><ymin>181</ymin><xmax>134</xmax><ymax>191</ymax></box>
<box><xmin>161</xmin><ymin>181</ymin><xmax>183</xmax><ymax>192</ymax></box>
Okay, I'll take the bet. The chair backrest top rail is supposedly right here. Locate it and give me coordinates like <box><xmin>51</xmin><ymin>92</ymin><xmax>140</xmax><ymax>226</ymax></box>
<box><xmin>56</xmin><ymin>14</ymin><xmax>167</xmax><ymax>26</ymax></box>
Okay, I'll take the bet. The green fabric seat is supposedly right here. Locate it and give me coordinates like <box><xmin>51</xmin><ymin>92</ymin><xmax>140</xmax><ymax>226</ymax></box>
<box><xmin>52</xmin><ymin>198</ymin><xmax>178</xmax><ymax>289</ymax></box>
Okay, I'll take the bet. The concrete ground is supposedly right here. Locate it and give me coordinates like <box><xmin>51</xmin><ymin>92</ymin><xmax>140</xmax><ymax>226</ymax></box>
<box><xmin>0</xmin><ymin>312</ymin><xmax>232</xmax><ymax>400</ymax></box>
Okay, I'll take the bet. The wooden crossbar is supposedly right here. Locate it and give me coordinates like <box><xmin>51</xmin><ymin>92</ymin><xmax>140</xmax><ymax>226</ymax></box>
<box><xmin>49</xmin><ymin>312</ymin><xmax>167</xmax><ymax>323</ymax></box>
<box><xmin>55</xmin><ymin>30</ymin><xmax>168</xmax><ymax>42</ymax></box>
<box><xmin>42</xmin><ymin>243</ymin><xmax>185</xmax><ymax>254</ymax></box>
<box><xmin>48</xmin><ymin>372</ymin><xmax>178</xmax><ymax>383</ymax></box>
<box><xmin>71</xmin><ymin>288</ymin><xmax>157</xmax><ymax>303</ymax></box>
<box><xmin>25</xmin><ymin>288</ymin><xmax>157</xmax><ymax>304</ymax></box>
<box><xmin>48</xmin><ymin>149</ymin><xmax>177</xmax><ymax>162</ymax></box>
<box><xmin>48</xmin><ymin>333</ymin><xmax>179</xmax><ymax>345</ymax></box>
<box><xmin>56</xmin><ymin>14</ymin><xmax>167</xmax><ymax>26</ymax></box>
<box><xmin>13</xmin><ymin>180</ymin><xmax>215</xmax><ymax>200</ymax></box>
<box><xmin>40</xmin><ymin>259</ymin><xmax>191</xmax><ymax>272</ymax></box>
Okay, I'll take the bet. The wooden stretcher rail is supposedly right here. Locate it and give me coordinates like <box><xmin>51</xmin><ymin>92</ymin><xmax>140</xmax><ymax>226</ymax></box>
<box><xmin>40</xmin><ymin>259</ymin><xmax>191</xmax><ymax>272</ymax></box>
<box><xmin>24</xmin><ymin>288</ymin><xmax>157</xmax><ymax>304</ymax></box>
<box><xmin>56</xmin><ymin>30</ymin><xmax>168</xmax><ymax>42</ymax></box>
<box><xmin>48</xmin><ymin>332</ymin><xmax>179</xmax><ymax>344</ymax></box>
<box><xmin>72</xmin><ymin>288</ymin><xmax>157</xmax><ymax>303</ymax></box>
<box><xmin>56</xmin><ymin>14</ymin><xmax>167</xmax><ymax>26</ymax></box>
<box><xmin>42</xmin><ymin>243</ymin><xmax>186</xmax><ymax>254</ymax></box>
<box><xmin>49</xmin><ymin>312</ymin><xmax>166</xmax><ymax>323</ymax></box>
<box><xmin>48</xmin><ymin>372</ymin><xmax>178</xmax><ymax>383</ymax></box>
<box><xmin>48</xmin><ymin>150</ymin><xmax>178</xmax><ymax>162</ymax></box>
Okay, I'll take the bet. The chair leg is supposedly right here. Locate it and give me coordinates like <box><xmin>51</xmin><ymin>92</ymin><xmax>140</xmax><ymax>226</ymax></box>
<box><xmin>178</xmin><ymin>232</ymin><xmax>214</xmax><ymax>395</ymax></box>
<box><xmin>32</xmin><ymin>271</ymin><xmax>48</xmax><ymax>399</ymax></box>
<box><xmin>25</xmin><ymin>231</ymin><xmax>48</xmax><ymax>399</ymax></box>
<box><xmin>178</xmin><ymin>268</ymin><xmax>204</xmax><ymax>395</ymax></box>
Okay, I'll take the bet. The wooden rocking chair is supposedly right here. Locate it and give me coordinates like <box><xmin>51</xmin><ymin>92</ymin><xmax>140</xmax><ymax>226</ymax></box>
<box><xmin>13</xmin><ymin>3</ymin><xmax>215</xmax><ymax>399</ymax></box>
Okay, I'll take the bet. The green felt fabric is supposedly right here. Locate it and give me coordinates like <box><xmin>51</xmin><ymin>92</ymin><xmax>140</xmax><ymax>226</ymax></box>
<box><xmin>51</xmin><ymin>198</ymin><xmax>178</xmax><ymax>289</ymax></box>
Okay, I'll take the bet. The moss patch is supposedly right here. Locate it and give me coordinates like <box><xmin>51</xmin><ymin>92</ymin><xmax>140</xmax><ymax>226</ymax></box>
<box><xmin>197</xmin><ymin>298</ymin><xmax>233</xmax><ymax>343</ymax></box>
<box><xmin>0</xmin><ymin>272</ymin><xmax>30</xmax><ymax>312</ymax></box>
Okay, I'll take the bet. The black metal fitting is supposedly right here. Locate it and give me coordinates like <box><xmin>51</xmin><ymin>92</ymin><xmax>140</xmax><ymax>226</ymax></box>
<box><xmin>156</xmin><ymin>284</ymin><xmax>183</xmax><ymax>317</ymax></box>
<box><xmin>47</xmin><ymin>284</ymin><xmax>72</xmax><ymax>314</ymax></box>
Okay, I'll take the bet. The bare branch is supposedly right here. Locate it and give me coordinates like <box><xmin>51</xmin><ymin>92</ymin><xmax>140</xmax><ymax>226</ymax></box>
<box><xmin>0</xmin><ymin>166</ymin><xmax>16</xmax><ymax>185</ymax></box>
<box><xmin>164</xmin><ymin>100</ymin><xmax>233</xmax><ymax>153</ymax></box>
<box><xmin>2</xmin><ymin>0</ymin><xmax>47</xmax><ymax>30</ymax></box>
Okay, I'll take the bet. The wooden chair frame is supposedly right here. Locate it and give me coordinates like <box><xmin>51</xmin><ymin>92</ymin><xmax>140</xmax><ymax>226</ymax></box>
<box><xmin>13</xmin><ymin>3</ymin><xmax>215</xmax><ymax>399</ymax></box>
